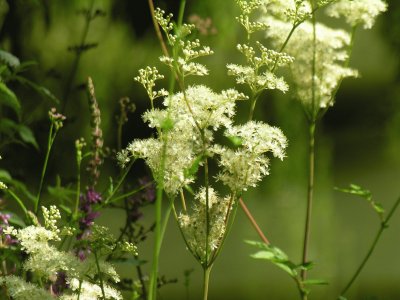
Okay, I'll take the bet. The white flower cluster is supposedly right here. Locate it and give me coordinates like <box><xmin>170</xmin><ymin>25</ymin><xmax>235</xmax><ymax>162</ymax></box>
<box><xmin>327</xmin><ymin>0</ymin><xmax>387</xmax><ymax>29</ymax></box>
<box><xmin>179</xmin><ymin>187</ymin><xmax>232</xmax><ymax>263</ymax></box>
<box><xmin>227</xmin><ymin>42</ymin><xmax>293</xmax><ymax>94</ymax></box>
<box><xmin>155</xmin><ymin>8</ymin><xmax>214</xmax><ymax>79</ymax></box>
<box><xmin>213</xmin><ymin>121</ymin><xmax>287</xmax><ymax>192</ymax></box>
<box><xmin>267</xmin><ymin>18</ymin><xmax>358</xmax><ymax>110</ymax></box>
<box><xmin>120</xmin><ymin>85</ymin><xmax>247</xmax><ymax>196</ymax></box>
<box><xmin>259</xmin><ymin>0</ymin><xmax>387</xmax><ymax>116</ymax></box>
<box><xmin>134</xmin><ymin>66</ymin><xmax>168</xmax><ymax>104</ymax></box>
<box><xmin>2</xmin><ymin>206</ymin><xmax>122</xmax><ymax>300</ymax></box>
<box><xmin>0</xmin><ymin>276</ymin><xmax>53</xmax><ymax>300</ymax></box>
<box><xmin>236</xmin><ymin>0</ymin><xmax>269</xmax><ymax>36</ymax></box>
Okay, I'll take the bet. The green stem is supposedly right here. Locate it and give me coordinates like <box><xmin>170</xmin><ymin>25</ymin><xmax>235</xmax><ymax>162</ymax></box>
<box><xmin>94</xmin><ymin>250</ymin><xmax>106</xmax><ymax>300</ymax></box>
<box><xmin>148</xmin><ymin>182</ymin><xmax>163</xmax><ymax>300</ymax></box>
<box><xmin>77</xmin><ymin>280</ymin><xmax>83</xmax><ymax>300</ymax></box>
<box><xmin>35</xmin><ymin>123</ymin><xmax>55</xmax><ymax>215</ymax></box>
<box><xmin>103</xmin><ymin>160</ymin><xmax>134</xmax><ymax>205</ymax></box>
<box><xmin>339</xmin><ymin>196</ymin><xmax>400</xmax><ymax>297</ymax></box>
<box><xmin>61</xmin><ymin>0</ymin><xmax>95</xmax><ymax>113</ymax></box>
<box><xmin>202</xmin><ymin>267</ymin><xmax>212</xmax><ymax>300</ymax></box>
<box><xmin>74</xmin><ymin>158</ymin><xmax>82</xmax><ymax>218</ymax></box>
<box><xmin>7</xmin><ymin>190</ymin><xmax>28</xmax><ymax>218</ymax></box>
<box><xmin>301</xmin><ymin>120</ymin><xmax>316</xmax><ymax>287</ymax></box>
<box><xmin>204</xmin><ymin>155</ymin><xmax>210</xmax><ymax>266</ymax></box>
<box><xmin>107</xmin><ymin>181</ymin><xmax>152</xmax><ymax>204</ymax></box>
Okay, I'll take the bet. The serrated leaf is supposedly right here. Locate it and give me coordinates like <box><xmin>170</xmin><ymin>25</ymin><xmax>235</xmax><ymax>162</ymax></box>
<box><xmin>303</xmin><ymin>279</ymin><xmax>328</xmax><ymax>286</ymax></box>
<box><xmin>0</xmin><ymin>81</ymin><xmax>20</xmax><ymax>114</ymax></box>
<box><xmin>184</xmin><ymin>154</ymin><xmax>205</xmax><ymax>178</ymax></box>
<box><xmin>17</xmin><ymin>125</ymin><xmax>39</xmax><ymax>150</ymax></box>
<box><xmin>251</xmin><ymin>250</ymin><xmax>275</xmax><ymax>260</ymax></box>
<box><xmin>0</xmin><ymin>49</ymin><xmax>20</xmax><ymax>68</ymax></box>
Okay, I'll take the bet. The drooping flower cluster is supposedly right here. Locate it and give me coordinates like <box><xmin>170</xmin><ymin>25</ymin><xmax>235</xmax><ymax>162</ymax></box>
<box><xmin>178</xmin><ymin>187</ymin><xmax>232</xmax><ymax>264</ymax></box>
<box><xmin>2</xmin><ymin>206</ymin><xmax>125</xmax><ymax>300</ymax></box>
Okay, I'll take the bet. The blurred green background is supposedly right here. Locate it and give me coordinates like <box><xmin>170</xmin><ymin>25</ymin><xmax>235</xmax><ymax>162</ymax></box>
<box><xmin>1</xmin><ymin>0</ymin><xmax>400</xmax><ymax>299</ymax></box>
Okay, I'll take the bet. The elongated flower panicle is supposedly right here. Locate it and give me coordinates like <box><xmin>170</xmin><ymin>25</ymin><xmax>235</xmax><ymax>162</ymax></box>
<box><xmin>327</xmin><ymin>0</ymin><xmax>388</xmax><ymax>29</ymax></box>
<box><xmin>87</xmin><ymin>77</ymin><xmax>104</xmax><ymax>187</ymax></box>
<box><xmin>179</xmin><ymin>187</ymin><xmax>232</xmax><ymax>264</ymax></box>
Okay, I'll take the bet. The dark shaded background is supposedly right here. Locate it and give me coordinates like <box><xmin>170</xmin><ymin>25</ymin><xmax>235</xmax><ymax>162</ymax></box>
<box><xmin>0</xmin><ymin>0</ymin><xmax>399</xmax><ymax>299</ymax></box>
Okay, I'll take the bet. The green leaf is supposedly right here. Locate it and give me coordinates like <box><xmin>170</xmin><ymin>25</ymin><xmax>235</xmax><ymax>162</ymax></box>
<box><xmin>47</xmin><ymin>177</ymin><xmax>75</xmax><ymax>204</ymax></box>
<box><xmin>7</xmin><ymin>212</ymin><xmax>26</xmax><ymax>227</ymax></box>
<box><xmin>0</xmin><ymin>49</ymin><xmax>20</xmax><ymax>68</ymax></box>
<box><xmin>0</xmin><ymin>168</ymin><xmax>11</xmax><ymax>181</ymax></box>
<box><xmin>184</xmin><ymin>154</ymin><xmax>206</xmax><ymax>178</ymax></box>
<box><xmin>246</xmin><ymin>240</ymin><xmax>297</xmax><ymax>277</ymax></box>
<box><xmin>59</xmin><ymin>204</ymin><xmax>72</xmax><ymax>215</ymax></box>
<box><xmin>302</xmin><ymin>279</ymin><xmax>329</xmax><ymax>286</ymax></box>
<box><xmin>335</xmin><ymin>183</ymin><xmax>372</xmax><ymax>201</ymax></box>
<box><xmin>17</xmin><ymin>125</ymin><xmax>39</xmax><ymax>150</ymax></box>
<box><xmin>227</xmin><ymin>135</ymin><xmax>243</xmax><ymax>147</ymax></box>
<box><xmin>0</xmin><ymin>81</ymin><xmax>20</xmax><ymax>114</ymax></box>
<box><xmin>337</xmin><ymin>296</ymin><xmax>347</xmax><ymax>300</ymax></box>
<box><xmin>13</xmin><ymin>75</ymin><xmax>59</xmax><ymax>103</ymax></box>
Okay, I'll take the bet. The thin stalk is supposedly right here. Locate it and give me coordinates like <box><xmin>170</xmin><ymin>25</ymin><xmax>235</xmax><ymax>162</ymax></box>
<box><xmin>94</xmin><ymin>250</ymin><xmax>106</xmax><ymax>300</ymax></box>
<box><xmin>204</xmin><ymin>156</ymin><xmax>210</xmax><ymax>266</ymax></box>
<box><xmin>103</xmin><ymin>160</ymin><xmax>134</xmax><ymax>205</ymax></box>
<box><xmin>7</xmin><ymin>190</ymin><xmax>28</xmax><ymax>218</ymax></box>
<box><xmin>61</xmin><ymin>0</ymin><xmax>95</xmax><ymax>112</ymax></box>
<box><xmin>108</xmin><ymin>181</ymin><xmax>152</xmax><ymax>204</ymax></box>
<box><xmin>74</xmin><ymin>157</ymin><xmax>82</xmax><ymax>218</ymax></box>
<box><xmin>300</xmin><ymin>121</ymin><xmax>316</xmax><ymax>286</ymax></box>
<box><xmin>202</xmin><ymin>267</ymin><xmax>212</xmax><ymax>300</ymax></box>
<box><xmin>34</xmin><ymin>123</ymin><xmax>55</xmax><ymax>215</ymax></box>
<box><xmin>339</xmin><ymin>196</ymin><xmax>400</xmax><ymax>297</ymax></box>
<box><xmin>239</xmin><ymin>198</ymin><xmax>270</xmax><ymax>245</ymax></box>
<box><xmin>77</xmin><ymin>280</ymin><xmax>83</xmax><ymax>300</ymax></box>
<box><xmin>148</xmin><ymin>0</ymin><xmax>169</xmax><ymax>57</ymax></box>
<box><xmin>248</xmin><ymin>94</ymin><xmax>259</xmax><ymax>121</ymax></box>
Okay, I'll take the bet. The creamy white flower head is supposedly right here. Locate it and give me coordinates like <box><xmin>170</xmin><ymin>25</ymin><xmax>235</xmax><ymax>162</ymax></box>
<box><xmin>179</xmin><ymin>187</ymin><xmax>232</xmax><ymax>263</ymax></box>
<box><xmin>127</xmin><ymin>134</ymin><xmax>195</xmax><ymax>196</ymax></box>
<box><xmin>261</xmin><ymin>0</ymin><xmax>312</xmax><ymax>24</ymax></box>
<box><xmin>214</xmin><ymin>121</ymin><xmax>287</xmax><ymax>192</ymax></box>
<box><xmin>0</xmin><ymin>276</ymin><xmax>53</xmax><ymax>300</ymax></box>
<box><xmin>66</xmin><ymin>278</ymin><xmax>122</xmax><ymax>300</ymax></box>
<box><xmin>166</xmin><ymin>85</ymin><xmax>247</xmax><ymax>130</ymax></box>
<box><xmin>327</xmin><ymin>0</ymin><xmax>387</xmax><ymax>29</ymax></box>
<box><xmin>264</xmin><ymin>17</ymin><xmax>358</xmax><ymax>110</ymax></box>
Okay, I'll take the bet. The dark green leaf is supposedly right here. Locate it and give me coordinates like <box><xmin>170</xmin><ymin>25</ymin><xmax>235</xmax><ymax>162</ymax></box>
<box><xmin>0</xmin><ymin>81</ymin><xmax>20</xmax><ymax>114</ymax></box>
<box><xmin>13</xmin><ymin>75</ymin><xmax>59</xmax><ymax>103</ymax></box>
<box><xmin>17</xmin><ymin>125</ymin><xmax>39</xmax><ymax>150</ymax></box>
<box><xmin>0</xmin><ymin>168</ymin><xmax>11</xmax><ymax>180</ymax></box>
<box><xmin>0</xmin><ymin>49</ymin><xmax>20</xmax><ymax>68</ymax></box>
<box><xmin>47</xmin><ymin>182</ymin><xmax>75</xmax><ymax>204</ymax></box>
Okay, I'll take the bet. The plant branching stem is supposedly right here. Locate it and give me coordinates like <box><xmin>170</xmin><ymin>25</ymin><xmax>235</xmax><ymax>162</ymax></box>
<box><xmin>202</xmin><ymin>267</ymin><xmax>212</xmax><ymax>300</ymax></box>
<box><xmin>301</xmin><ymin>121</ymin><xmax>316</xmax><ymax>288</ymax></box>
<box><xmin>239</xmin><ymin>198</ymin><xmax>270</xmax><ymax>245</ymax></box>
<box><xmin>340</xmin><ymin>196</ymin><xmax>400</xmax><ymax>297</ymax></box>
<box><xmin>35</xmin><ymin>123</ymin><xmax>55</xmax><ymax>215</ymax></box>
<box><xmin>61</xmin><ymin>0</ymin><xmax>95</xmax><ymax>113</ymax></box>
<box><xmin>94</xmin><ymin>250</ymin><xmax>106</xmax><ymax>300</ymax></box>
<box><xmin>147</xmin><ymin>0</ymin><xmax>169</xmax><ymax>57</ymax></box>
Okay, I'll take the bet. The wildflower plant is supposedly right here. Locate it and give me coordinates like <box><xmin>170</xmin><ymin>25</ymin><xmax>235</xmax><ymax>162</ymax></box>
<box><xmin>119</xmin><ymin>3</ymin><xmax>287</xmax><ymax>299</ymax></box>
